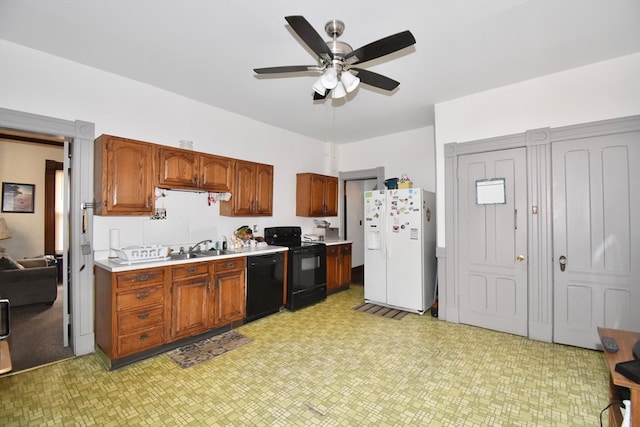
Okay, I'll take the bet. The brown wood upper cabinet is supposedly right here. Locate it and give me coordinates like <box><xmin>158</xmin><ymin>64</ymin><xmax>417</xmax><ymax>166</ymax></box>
<box><xmin>94</xmin><ymin>135</ymin><xmax>155</xmax><ymax>216</ymax></box>
<box><xmin>157</xmin><ymin>147</ymin><xmax>233</xmax><ymax>192</ymax></box>
<box><xmin>296</xmin><ymin>173</ymin><xmax>338</xmax><ymax>217</ymax></box>
<box><xmin>220</xmin><ymin>160</ymin><xmax>273</xmax><ymax>216</ymax></box>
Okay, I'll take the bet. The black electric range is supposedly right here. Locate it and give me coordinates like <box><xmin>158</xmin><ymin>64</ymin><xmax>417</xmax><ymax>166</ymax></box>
<box><xmin>264</xmin><ymin>226</ymin><xmax>326</xmax><ymax>311</ymax></box>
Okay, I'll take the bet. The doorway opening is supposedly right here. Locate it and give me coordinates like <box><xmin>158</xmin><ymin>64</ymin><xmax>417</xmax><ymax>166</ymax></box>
<box><xmin>0</xmin><ymin>107</ymin><xmax>97</xmax><ymax>360</ymax></box>
<box><xmin>338</xmin><ymin>167</ymin><xmax>385</xmax><ymax>286</ymax></box>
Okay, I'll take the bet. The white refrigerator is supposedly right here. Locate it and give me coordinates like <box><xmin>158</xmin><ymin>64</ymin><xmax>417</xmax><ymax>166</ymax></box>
<box><xmin>363</xmin><ymin>188</ymin><xmax>436</xmax><ymax>314</ymax></box>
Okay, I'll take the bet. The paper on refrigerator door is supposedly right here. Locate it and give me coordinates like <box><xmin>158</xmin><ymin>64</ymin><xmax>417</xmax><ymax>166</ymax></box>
<box><xmin>367</xmin><ymin>231</ymin><xmax>382</xmax><ymax>250</ymax></box>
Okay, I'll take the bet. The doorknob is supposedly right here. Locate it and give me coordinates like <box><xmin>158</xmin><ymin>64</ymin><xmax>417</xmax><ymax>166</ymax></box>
<box><xmin>559</xmin><ymin>255</ymin><xmax>567</xmax><ymax>272</ymax></box>
<box><xmin>516</xmin><ymin>254</ymin><xmax>526</xmax><ymax>262</ymax></box>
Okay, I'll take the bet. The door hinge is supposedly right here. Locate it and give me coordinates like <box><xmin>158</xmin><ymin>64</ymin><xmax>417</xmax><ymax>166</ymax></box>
<box><xmin>66</xmin><ymin>313</ymin><xmax>72</xmax><ymax>324</ymax></box>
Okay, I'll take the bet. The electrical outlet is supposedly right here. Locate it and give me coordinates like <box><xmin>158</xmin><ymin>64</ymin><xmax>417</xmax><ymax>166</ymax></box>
<box><xmin>253</xmin><ymin>224</ymin><xmax>259</xmax><ymax>233</ymax></box>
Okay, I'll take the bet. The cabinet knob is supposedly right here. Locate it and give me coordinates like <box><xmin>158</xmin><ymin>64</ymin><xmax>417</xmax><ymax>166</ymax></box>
<box><xmin>136</xmin><ymin>274</ymin><xmax>149</xmax><ymax>281</ymax></box>
<box><xmin>139</xmin><ymin>333</ymin><xmax>150</xmax><ymax>341</ymax></box>
<box><xmin>188</xmin><ymin>268</ymin><xmax>198</xmax><ymax>274</ymax></box>
<box><xmin>138</xmin><ymin>312</ymin><xmax>149</xmax><ymax>320</ymax></box>
<box><xmin>136</xmin><ymin>293</ymin><xmax>149</xmax><ymax>300</ymax></box>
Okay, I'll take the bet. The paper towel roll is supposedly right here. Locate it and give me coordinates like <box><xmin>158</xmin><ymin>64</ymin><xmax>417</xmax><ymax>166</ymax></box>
<box><xmin>109</xmin><ymin>229</ymin><xmax>120</xmax><ymax>257</ymax></box>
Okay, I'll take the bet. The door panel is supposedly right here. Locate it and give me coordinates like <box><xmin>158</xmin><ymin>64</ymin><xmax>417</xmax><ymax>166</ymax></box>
<box><xmin>458</xmin><ymin>148</ymin><xmax>528</xmax><ymax>336</ymax></box>
<box><xmin>553</xmin><ymin>131</ymin><xmax>640</xmax><ymax>348</ymax></box>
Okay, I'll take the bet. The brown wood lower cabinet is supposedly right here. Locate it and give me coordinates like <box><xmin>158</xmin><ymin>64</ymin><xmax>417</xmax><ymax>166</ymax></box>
<box><xmin>213</xmin><ymin>258</ymin><xmax>246</xmax><ymax>324</ymax></box>
<box><xmin>171</xmin><ymin>262</ymin><xmax>213</xmax><ymax>341</ymax></box>
<box><xmin>95</xmin><ymin>256</ymin><xmax>247</xmax><ymax>369</ymax></box>
<box><xmin>95</xmin><ymin>266</ymin><xmax>170</xmax><ymax>361</ymax></box>
<box><xmin>326</xmin><ymin>243</ymin><xmax>352</xmax><ymax>294</ymax></box>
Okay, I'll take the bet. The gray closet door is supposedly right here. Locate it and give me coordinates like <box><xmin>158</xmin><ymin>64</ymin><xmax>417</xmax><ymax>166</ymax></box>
<box><xmin>553</xmin><ymin>130</ymin><xmax>640</xmax><ymax>349</ymax></box>
<box><xmin>458</xmin><ymin>148</ymin><xmax>528</xmax><ymax>336</ymax></box>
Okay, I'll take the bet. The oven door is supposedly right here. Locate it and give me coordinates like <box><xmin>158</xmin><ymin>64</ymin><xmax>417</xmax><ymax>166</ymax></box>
<box><xmin>289</xmin><ymin>245</ymin><xmax>326</xmax><ymax>292</ymax></box>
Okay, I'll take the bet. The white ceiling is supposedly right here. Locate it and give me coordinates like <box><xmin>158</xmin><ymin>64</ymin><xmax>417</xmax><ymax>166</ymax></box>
<box><xmin>1</xmin><ymin>0</ymin><xmax>639</xmax><ymax>144</ymax></box>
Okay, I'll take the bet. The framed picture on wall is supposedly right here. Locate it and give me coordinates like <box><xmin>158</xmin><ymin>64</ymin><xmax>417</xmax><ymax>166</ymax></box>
<box><xmin>1</xmin><ymin>182</ymin><xmax>35</xmax><ymax>213</ymax></box>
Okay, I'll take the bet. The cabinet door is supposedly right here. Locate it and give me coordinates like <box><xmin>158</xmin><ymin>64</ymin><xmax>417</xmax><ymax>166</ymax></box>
<box><xmin>200</xmin><ymin>154</ymin><xmax>233</xmax><ymax>192</ymax></box>
<box><xmin>324</xmin><ymin>176</ymin><xmax>339</xmax><ymax>216</ymax></box>
<box><xmin>171</xmin><ymin>275</ymin><xmax>212</xmax><ymax>340</ymax></box>
<box><xmin>230</xmin><ymin>160</ymin><xmax>256</xmax><ymax>215</ymax></box>
<box><xmin>326</xmin><ymin>245</ymin><xmax>340</xmax><ymax>293</ymax></box>
<box><xmin>221</xmin><ymin>160</ymin><xmax>273</xmax><ymax>216</ymax></box>
<box><xmin>309</xmin><ymin>174</ymin><xmax>328</xmax><ymax>216</ymax></box>
<box><xmin>215</xmin><ymin>269</ymin><xmax>246</xmax><ymax>324</ymax></box>
<box><xmin>158</xmin><ymin>147</ymin><xmax>199</xmax><ymax>189</ymax></box>
<box><xmin>254</xmin><ymin>163</ymin><xmax>273</xmax><ymax>215</ymax></box>
<box><xmin>96</xmin><ymin>136</ymin><xmax>155</xmax><ymax>215</ymax></box>
<box><xmin>296</xmin><ymin>173</ymin><xmax>338</xmax><ymax>217</ymax></box>
<box><xmin>338</xmin><ymin>244</ymin><xmax>352</xmax><ymax>286</ymax></box>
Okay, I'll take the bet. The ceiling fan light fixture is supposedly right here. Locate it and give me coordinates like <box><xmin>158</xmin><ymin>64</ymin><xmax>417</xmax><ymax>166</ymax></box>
<box><xmin>320</xmin><ymin>67</ymin><xmax>338</xmax><ymax>89</ymax></box>
<box><xmin>340</xmin><ymin>70</ymin><xmax>360</xmax><ymax>93</ymax></box>
<box><xmin>332</xmin><ymin>81</ymin><xmax>347</xmax><ymax>99</ymax></box>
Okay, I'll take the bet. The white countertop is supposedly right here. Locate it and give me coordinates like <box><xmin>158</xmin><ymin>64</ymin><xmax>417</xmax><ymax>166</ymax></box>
<box><xmin>320</xmin><ymin>240</ymin><xmax>352</xmax><ymax>246</ymax></box>
<box><xmin>94</xmin><ymin>245</ymin><xmax>288</xmax><ymax>273</ymax></box>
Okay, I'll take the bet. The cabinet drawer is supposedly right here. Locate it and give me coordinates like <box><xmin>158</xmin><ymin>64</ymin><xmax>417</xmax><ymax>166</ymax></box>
<box><xmin>340</xmin><ymin>244</ymin><xmax>351</xmax><ymax>255</ymax></box>
<box><xmin>117</xmin><ymin>325</ymin><xmax>165</xmax><ymax>357</ymax></box>
<box><xmin>213</xmin><ymin>257</ymin><xmax>246</xmax><ymax>273</ymax></box>
<box><xmin>116</xmin><ymin>285</ymin><xmax>164</xmax><ymax>311</ymax></box>
<box><xmin>172</xmin><ymin>262</ymin><xmax>210</xmax><ymax>279</ymax></box>
<box><xmin>327</xmin><ymin>246</ymin><xmax>339</xmax><ymax>256</ymax></box>
<box><xmin>117</xmin><ymin>305</ymin><xmax>164</xmax><ymax>334</ymax></box>
<box><xmin>116</xmin><ymin>269</ymin><xmax>165</xmax><ymax>288</ymax></box>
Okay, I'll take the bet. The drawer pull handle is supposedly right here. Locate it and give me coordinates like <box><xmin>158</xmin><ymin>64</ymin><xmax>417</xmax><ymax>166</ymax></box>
<box><xmin>136</xmin><ymin>293</ymin><xmax>149</xmax><ymax>300</ymax></box>
<box><xmin>226</xmin><ymin>262</ymin><xmax>235</xmax><ymax>268</ymax></box>
<box><xmin>188</xmin><ymin>268</ymin><xmax>198</xmax><ymax>274</ymax></box>
<box><xmin>136</xmin><ymin>274</ymin><xmax>149</xmax><ymax>281</ymax></box>
<box><xmin>139</xmin><ymin>333</ymin><xmax>149</xmax><ymax>341</ymax></box>
<box><xmin>138</xmin><ymin>312</ymin><xmax>149</xmax><ymax>320</ymax></box>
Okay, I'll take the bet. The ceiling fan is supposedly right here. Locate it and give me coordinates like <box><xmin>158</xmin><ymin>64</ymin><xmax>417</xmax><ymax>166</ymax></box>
<box><xmin>254</xmin><ymin>16</ymin><xmax>416</xmax><ymax>100</ymax></box>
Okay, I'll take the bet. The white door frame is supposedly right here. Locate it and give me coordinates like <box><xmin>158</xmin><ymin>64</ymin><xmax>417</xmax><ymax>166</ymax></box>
<box><xmin>442</xmin><ymin>115</ymin><xmax>640</xmax><ymax>344</ymax></box>
<box><xmin>0</xmin><ymin>107</ymin><xmax>95</xmax><ymax>355</ymax></box>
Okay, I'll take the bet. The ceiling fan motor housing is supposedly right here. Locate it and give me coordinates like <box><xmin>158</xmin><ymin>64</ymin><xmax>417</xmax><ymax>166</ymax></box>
<box><xmin>324</xmin><ymin>20</ymin><xmax>352</xmax><ymax>72</ymax></box>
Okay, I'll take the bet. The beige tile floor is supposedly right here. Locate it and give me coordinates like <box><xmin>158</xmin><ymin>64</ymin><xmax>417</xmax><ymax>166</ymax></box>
<box><xmin>0</xmin><ymin>285</ymin><xmax>610</xmax><ymax>426</ymax></box>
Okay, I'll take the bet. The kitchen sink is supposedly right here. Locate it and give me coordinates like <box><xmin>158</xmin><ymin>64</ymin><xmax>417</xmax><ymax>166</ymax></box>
<box><xmin>169</xmin><ymin>252</ymin><xmax>202</xmax><ymax>260</ymax></box>
<box><xmin>201</xmin><ymin>249</ymin><xmax>236</xmax><ymax>256</ymax></box>
<box><xmin>169</xmin><ymin>249</ymin><xmax>235</xmax><ymax>261</ymax></box>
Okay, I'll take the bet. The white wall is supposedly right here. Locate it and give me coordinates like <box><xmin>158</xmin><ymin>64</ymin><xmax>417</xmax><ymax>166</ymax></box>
<box><xmin>434</xmin><ymin>52</ymin><xmax>640</xmax><ymax>246</ymax></box>
<box><xmin>338</xmin><ymin>126</ymin><xmax>436</xmax><ymax>192</ymax></box>
<box><xmin>0</xmin><ymin>40</ymin><xmax>331</xmax><ymax>257</ymax></box>
<box><xmin>0</xmin><ymin>140</ymin><xmax>64</xmax><ymax>258</ymax></box>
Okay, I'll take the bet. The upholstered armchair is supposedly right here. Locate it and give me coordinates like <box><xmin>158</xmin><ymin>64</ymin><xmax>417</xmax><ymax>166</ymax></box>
<box><xmin>0</xmin><ymin>254</ymin><xmax>58</xmax><ymax>307</ymax></box>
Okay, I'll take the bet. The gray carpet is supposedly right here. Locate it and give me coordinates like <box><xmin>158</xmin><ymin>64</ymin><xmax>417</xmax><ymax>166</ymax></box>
<box><xmin>5</xmin><ymin>285</ymin><xmax>74</xmax><ymax>373</ymax></box>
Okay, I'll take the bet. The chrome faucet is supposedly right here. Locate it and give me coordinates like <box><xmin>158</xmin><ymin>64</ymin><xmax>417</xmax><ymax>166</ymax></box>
<box><xmin>189</xmin><ymin>239</ymin><xmax>212</xmax><ymax>253</ymax></box>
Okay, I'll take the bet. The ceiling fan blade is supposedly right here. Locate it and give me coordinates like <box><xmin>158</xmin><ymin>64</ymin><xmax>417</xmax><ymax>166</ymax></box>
<box><xmin>254</xmin><ymin>66</ymin><xmax>318</xmax><ymax>74</ymax></box>
<box><xmin>285</xmin><ymin>16</ymin><xmax>334</xmax><ymax>62</ymax></box>
<box><xmin>351</xmin><ymin>68</ymin><xmax>400</xmax><ymax>91</ymax></box>
<box><xmin>345</xmin><ymin>31</ymin><xmax>416</xmax><ymax>65</ymax></box>
<box><xmin>313</xmin><ymin>90</ymin><xmax>328</xmax><ymax>100</ymax></box>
